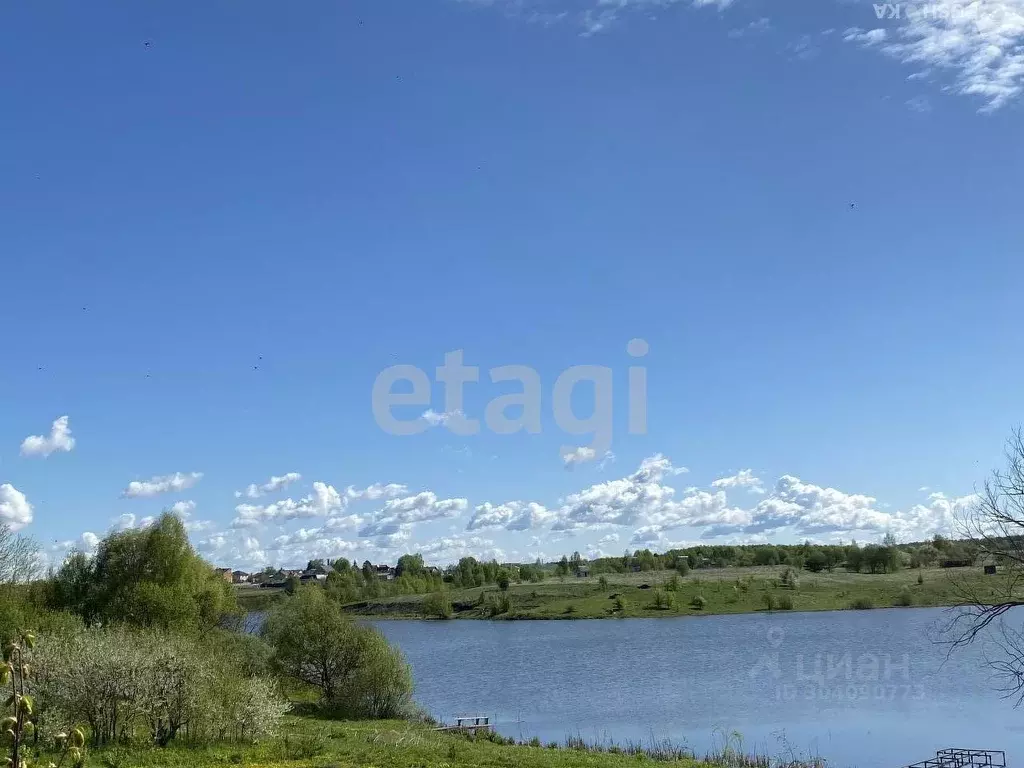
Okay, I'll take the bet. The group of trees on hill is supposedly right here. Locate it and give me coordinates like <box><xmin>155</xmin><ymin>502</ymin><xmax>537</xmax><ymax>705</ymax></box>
<box><xmin>566</xmin><ymin>535</ymin><xmax>982</xmax><ymax>577</ymax></box>
<box><xmin>47</xmin><ymin>513</ymin><xmax>235</xmax><ymax>630</ymax></box>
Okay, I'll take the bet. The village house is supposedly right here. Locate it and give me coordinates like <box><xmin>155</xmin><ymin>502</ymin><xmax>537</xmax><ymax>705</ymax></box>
<box><xmin>215</xmin><ymin>567</ymin><xmax>233</xmax><ymax>583</ymax></box>
<box><xmin>375</xmin><ymin>564</ymin><xmax>396</xmax><ymax>580</ymax></box>
<box><xmin>232</xmin><ymin>570</ymin><xmax>250</xmax><ymax>584</ymax></box>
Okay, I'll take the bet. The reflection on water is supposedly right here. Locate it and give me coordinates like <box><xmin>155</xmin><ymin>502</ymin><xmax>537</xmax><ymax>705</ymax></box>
<box><xmin>370</xmin><ymin>608</ymin><xmax>1024</xmax><ymax>768</ymax></box>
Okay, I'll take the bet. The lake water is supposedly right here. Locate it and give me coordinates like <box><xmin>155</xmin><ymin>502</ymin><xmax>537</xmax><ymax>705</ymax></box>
<box><xmin>369</xmin><ymin>609</ymin><xmax>1024</xmax><ymax>768</ymax></box>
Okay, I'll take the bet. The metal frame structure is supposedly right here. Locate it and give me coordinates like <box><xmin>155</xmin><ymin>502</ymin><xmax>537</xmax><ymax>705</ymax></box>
<box><xmin>905</xmin><ymin>749</ymin><xmax>1006</xmax><ymax>768</ymax></box>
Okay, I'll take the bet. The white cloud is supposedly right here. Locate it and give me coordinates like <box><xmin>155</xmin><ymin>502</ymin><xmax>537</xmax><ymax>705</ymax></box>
<box><xmin>344</xmin><ymin>483</ymin><xmax>408</xmax><ymax>502</ymax></box>
<box><xmin>50</xmin><ymin>530</ymin><xmax>100</xmax><ymax>561</ymax></box>
<box><xmin>467</xmin><ymin>0</ymin><xmax>1024</xmax><ymax>110</ymax></box>
<box><xmin>906</xmin><ymin>94</ymin><xmax>933</xmax><ymax>111</ymax></box>
<box><xmin>416</xmin><ymin>534</ymin><xmax>505</xmax><ymax>565</ymax></box>
<box><xmin>844</xmin><ymin>26</ymin><xmax>888</xmax><ymax>45</ymax></box>
<box><xmin>552</xmin><ymin>454</ymin><xmax>688</xmax><ymax>531</ymax></box>
<box><xmin>462</xmin><ymin>0</ymin><xmax>729</xmax><ymax>36</ymax></box>
<box><xmin>158</xmin><ymin>500</ymin><xmax>216</xmax><ymax>532</ymax></box>
<box><xmin>268</xmin><ymin>527</ymin><xmax>363</xmax><ymax>564</ymax></box>
<box><xmin>890</xmin><ymin>490</ymin><xmax>978</xmax><ymax>539</ymax></box>
<box><xmin>467</xmin><ymin>501</ymin><xmax>554</xmax><ymax>531</ymax></box>
<box><xmin>597</xmin><ymin>451</ymin><xmax>616</xmax><ymax>471</ymax></box>
<box><xmin>113</xmin><ymin>513</ymin><xmax>138</xmax><ymax>531</ymax></box>
<box><xmin>598</xmin><ymin>533</ymin><xmax>620</xmax><ymax>546</ymax></box>
<box><xmin>847</xmin><ymin>1</ymin><xmax>1024</xmax><ymax>111</ymax></box>
<box><xmin>729</xmin><ymin>16</ymin><xmax>772</xmax><ymax>37</ymax></box>
<box><xmin>421</xmin><ymin>409</ymin><xmax>463</xmax><ymax>427</ymax></box>
<box><xmin>121</xmin><ymin>472</ymin><xmax>203</xmax><ymax>499</ymax></box>
<box><xmin>0</xmin><ymin>485</ymin><xmax>33</xmax><ymax>529</ymax></box>
<box><xmin>711</xmin><ymin>469</ymin><xmax>765</xmax><ymax>494</ymax></box>
<box><xmin>197</xmin><ymin>530</ymin><xmax>271</xmax><ymax>570</ymax></box>
<box><xmin>630</xmin><ymin>490</ymin><xmax>746</xmax><ymax>541</ymax></box>
<box><xmin>166</xmin><ymin>500</ymin><xmax>196</xmax><ymax>516</ymax></box>
<box><xmin>230</xmin><ymin>480</ymin><xmax>411</xmax><ymax>528</ymax></box>
<box><xmin>562</xmin><ymin>446</ymin><xmax>597</xmax><ymax>468</ymax></box>
<box><xmin>236</xmin><ymin>472</ymin><xmax>302</xmax><ymax>499</ymax></box>
<box><xmin>232</xmin><ymin>481</ymin><xmax>343</xmax><ymax>527</ymax></box>
<box><xmin>740</xmin><ymin>475</ymin><xmax>891</xmax><ymax>536</ymax></box>
<box><xmin>359</xmin><ymin>492</ymin><xmax>469</xmax><ymax>537</ymax></box>
<box><xmin>20</xmin><ymin>416</ymin><xmax>75</xmax><ymax>458</ymax></box>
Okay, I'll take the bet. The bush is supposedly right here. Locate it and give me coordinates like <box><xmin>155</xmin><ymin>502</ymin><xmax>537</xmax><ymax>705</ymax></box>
<box><xmin>894</xmin><ymin>588</ymin><xmax>914</xmax><ymax>607</ymax></box>
<box><xmin>805</xmin><ymin>550</ymin><xmax>828</xmax><ymax>572</ymax></box>
<box><xmin>676</xmin><ymin>559</ymin><xmax>690</xmax><ymax>576</ymax></box>
<box><xmin>33</xmin><ymin>627</ymin><xmax>288</xmax><ymax>747</ymax></box>
<box><xmin>777</xmin><ymin>594</ymin><xmax>794</xmax><ymax>610</ymax></box>
<box><xmin>780</xmin><ymin>567</ymin><xmax>800</xmax><ymax>589</ymax></box>
<box><xmin>422</xmin><ymin>591</ymin><xmax>453</xmax><ymax>619</ymax></box>
<box><xmin>917</xmin><ymin>571</ymin><xmax>924</xmax><ymax>585</ymax></box>
<box><xmin>690</xmin><ymin>595</ymin><xmax>706</xmax><ymax>610</ymax></box>
<box><xmin>486</xmin><ymin>593</ymin><xmax>513</xmax><ymax>617</ymax></box>
<box><xmin>850</xmin><ymin>597</ymin><xmax>874</xmax><ymax>610</ymax></box>
<box><xmin>598</xmin><ymin>576</ymin><xmax>609</xmax><ymax>590</ymax></box>
<box><xmin>650</xmin><ymin>590</ymin><xmax>674</xmax><ymax>610</ymax></box>
<box><xmin>763</xmin><ymin>593</ymin><xmax>777</xmax><ymax>612</ymax></box>
<box><xmin>665</xmin><ymin>575</ymin><xmax>681</xmax><ymax>592</ymax></box>
<box><xmin>612</xmin><ymin>596</ymin><xmax>627</xmax><ymax>614</ymax></box>
<box><xmin>263</xmin><ymin>588</ymin><xmax>412</xmax><ymax>718</ymax></box>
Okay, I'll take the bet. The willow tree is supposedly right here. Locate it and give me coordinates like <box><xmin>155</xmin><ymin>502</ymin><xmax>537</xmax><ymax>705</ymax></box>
<box><xmin>49</xmin><ymin>513</ymin><xmax>235</xmax><ymax>630</ymax></box>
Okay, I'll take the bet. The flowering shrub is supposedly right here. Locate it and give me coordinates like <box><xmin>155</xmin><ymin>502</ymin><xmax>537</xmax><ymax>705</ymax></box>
<box><xmin>31</xmin><ymin>629</ymin><xmax>287</xmax><ymax>748</ymax></box>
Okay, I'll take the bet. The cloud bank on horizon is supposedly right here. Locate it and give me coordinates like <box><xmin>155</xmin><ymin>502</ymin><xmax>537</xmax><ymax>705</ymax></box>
<box><xmin>11</xmin><ymin>414</ymin><xmax>977</xmax><ymax>572</ymax></box>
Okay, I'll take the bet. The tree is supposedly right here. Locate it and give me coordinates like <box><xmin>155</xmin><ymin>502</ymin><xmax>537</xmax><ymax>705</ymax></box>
<box><xmin>947</xmin><ymin>428</ymin><xmax>1024</xmax><ymax>703</ymax></box>
<box><xmin>48</xmin><ymin>513</ymin><xmax>235</xmax><ymax>630</ymax></box>
<box><xmin>556</xmin><ymin>556</ymin><xmax>570</xmax><ymax>578</ymax></box>
<box><xmin>395</xmin><ymin>554</ymin><xmax>424</xmax><ymax>578</ymax></box>
<box><xmin>263</xmin><ymin>588</ymin><xmax>412</xmax><ymax>717</ymax></box>
<box><xmin>0</xmin><ymin>527</ymin><xmax>39</xmax><ymax>585</ymax></box>
<box><xmin>805</xmin><ymin>550</ymin><xmax>828</xmax><ymax>573</ymax></box>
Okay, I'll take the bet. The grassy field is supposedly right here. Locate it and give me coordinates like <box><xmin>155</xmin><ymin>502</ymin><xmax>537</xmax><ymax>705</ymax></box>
<box><xmin>342</xmin><ymin>566</ymin><xmax>1012</xmax><ymax>620</ymax></box>
<box><xmin>82</xmin><ymin>712</ymin><xmax>789</xmax><ymax>768</ymax></box>
<box><xmin>236</xmin><ymin>585</ymin><xmax>286</xmax><ymax>611</ymax></box>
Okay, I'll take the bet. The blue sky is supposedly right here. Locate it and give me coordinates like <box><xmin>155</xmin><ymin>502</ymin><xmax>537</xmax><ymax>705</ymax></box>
<box><xmin>1</xmin><ymin>0</ymin><xmax>1022</xmax><ymax>570</ymax></box>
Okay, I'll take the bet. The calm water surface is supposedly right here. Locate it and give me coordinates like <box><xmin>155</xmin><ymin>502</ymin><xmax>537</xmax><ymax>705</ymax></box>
<box><xmin>370</xmin><ymin>608</ymin><xmax>1024</xmax><ymax>768</ymax></box>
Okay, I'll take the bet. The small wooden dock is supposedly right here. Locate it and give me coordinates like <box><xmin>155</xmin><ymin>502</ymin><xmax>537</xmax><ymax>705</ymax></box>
<box><xmin>904</xmin><ymin>749</ymin><xmax>1005</xmax><ymax>768</ymax></box>
<box><xmin>433</xmin><ymin>716</ymin><xmax>494</xmax><ymax>734</ymax></box>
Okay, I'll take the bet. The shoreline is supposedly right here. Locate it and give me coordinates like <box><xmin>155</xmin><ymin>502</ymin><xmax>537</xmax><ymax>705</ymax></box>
<box><xmin>333</xmin><ymin>565</ymin><xmax>987</xmax><ymax>621</ymax></box>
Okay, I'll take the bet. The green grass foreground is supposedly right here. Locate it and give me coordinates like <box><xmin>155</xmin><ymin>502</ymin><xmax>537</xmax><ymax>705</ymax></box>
<box><xmin>338</xmin><ymin>566</ymin><xmax>1010</xmax><ymax>620</ymax></box>
<box><xmin>83</xmin><ymin>714</ymin><xmax>788</xmax><ymax>768</ymax></box>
